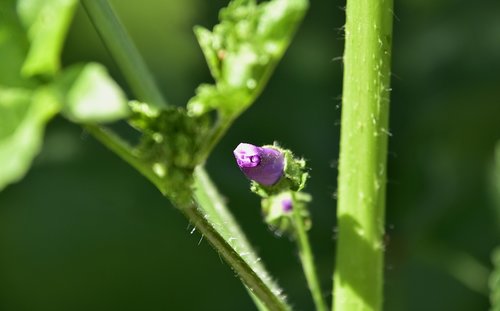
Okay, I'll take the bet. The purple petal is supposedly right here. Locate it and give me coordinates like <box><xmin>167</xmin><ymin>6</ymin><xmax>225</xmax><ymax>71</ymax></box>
<box><xmin>233</xmin><ymin>143</ymin><xmax>284</xmax><ymax>185</ymax></box>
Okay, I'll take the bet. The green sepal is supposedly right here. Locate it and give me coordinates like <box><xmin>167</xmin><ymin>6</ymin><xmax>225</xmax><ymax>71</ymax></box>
<box><xmin>251</xmin><ymin>144</ymin><xmax>308</xmax><ymax>197</ymax></box>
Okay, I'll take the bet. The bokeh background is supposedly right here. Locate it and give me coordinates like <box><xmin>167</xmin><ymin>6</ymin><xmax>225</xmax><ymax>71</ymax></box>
<box><xmin>1</xmin><ymin>0</ymin><xmax>500</xmax><ymax>310</ymax></box>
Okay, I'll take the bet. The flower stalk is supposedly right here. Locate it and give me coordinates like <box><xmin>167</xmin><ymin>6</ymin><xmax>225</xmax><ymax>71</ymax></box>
<box><xmin>332</xmin><ymin>0</ymin><xmax>394</xmax><ymax>310</ymax></box>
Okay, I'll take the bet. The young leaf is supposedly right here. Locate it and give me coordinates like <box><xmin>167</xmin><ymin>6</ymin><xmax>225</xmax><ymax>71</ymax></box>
<box><xmin>0</xmin><ymin>87</ymin><xmax>60</xmax><ymax>190</ymax></box>
<box><xmin>58</xmin><ymin>63</ymin><xmax>130</xmax><ymax>123</ymax></box>
<box><xmin>17</xmin><ymin>0</ymin><xmax>78</xmax><ymax>77</ymax></box>
<box><xmin>188</xmin><ymin>0</ymin><xmax>308</xmax><ymax>118</ymax></box>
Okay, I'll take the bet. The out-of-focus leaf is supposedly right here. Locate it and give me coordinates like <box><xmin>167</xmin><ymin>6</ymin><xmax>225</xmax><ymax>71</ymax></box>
<box><xmin>59</xmin><ymin>63</ymin><xmax>130</xmax><ymax>123</ymax></box>
<box><xmin>194</xmin><ymin>26</ymin><xmax>222</xmax><ymax>81</ymax></box>
<box><xmin>491</xmin><ymin>247</ymin><xmax>500</xmax><ymax>311</ymax></box>
<box><xmin>0</xmin><ymin>0</ymin><xmax>34</xmax><ymax>88</ymax></box>
<box><xmin>0</xmin><ymin>87</ymin><xmax>60</xmax><ymax>191</ymax></box>
<box><xmin>17</xmin><ymin>0</ymin><xmax>78</xmax><ymax>77</ymax></box>
<box><xmin>188</xmin><ymin>0</ymin><xmax>308</xmax><ymax>117</ymax></box>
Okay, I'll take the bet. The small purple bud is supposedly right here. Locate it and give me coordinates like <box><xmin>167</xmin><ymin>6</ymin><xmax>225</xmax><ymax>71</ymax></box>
<box><xmin>281</xmin><ymin>197</ymin><xmax>293</xmax><ymax>212</ymax></box>
<box><xmin>233</xmin><ymin>143</ymin><xmax>285</xmax><ymax>186</ymax></box>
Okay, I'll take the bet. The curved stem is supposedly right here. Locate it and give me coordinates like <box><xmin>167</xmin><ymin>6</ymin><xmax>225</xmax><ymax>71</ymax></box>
<box><xmin>332</xmin><ymin>0</ymin><xmax>394</xmax><ymax>310</ymax></box>
<box><xmin>291</xmin><ymin>194</ymin><xmax>328</xmax><ymax>311</ymax></box>
<box><xmin>84</xmin><ymin>124</ymin><xmax>162</xmax><ymax>191</ymax></box>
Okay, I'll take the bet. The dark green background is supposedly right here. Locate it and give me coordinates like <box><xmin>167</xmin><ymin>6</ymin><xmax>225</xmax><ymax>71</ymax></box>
<box><xmin>1</xmin><ymin>0</ymin><xmax>499</xmax><ymax>310</ymax></box>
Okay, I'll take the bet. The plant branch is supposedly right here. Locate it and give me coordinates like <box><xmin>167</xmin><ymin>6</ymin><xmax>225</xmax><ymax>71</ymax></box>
<box><xmin>332</xmin><ymin>0</ymin><xmax>394</xmax><ymax>310</ymax></box>
<box><xmin>82</xmin><ymin>1</ymin><xmax>291</xmax><ymax>310</ymax></box>
<box><xmin>83</xmin><ymin>124</ymin><xmax>164</xmax><ymax>193</ymax></box>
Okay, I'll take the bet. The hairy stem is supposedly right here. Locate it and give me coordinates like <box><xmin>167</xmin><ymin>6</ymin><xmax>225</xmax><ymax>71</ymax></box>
<box><xmin>181</xmin><ymin>202</ymin><xmax>288</xmax><ymax>310</ymax></box>
<box><xmin>193</xmin><ymin>168</ymin><xmax>286</xmax><ymax>305</ymax></box>
<box><xmin>332</xmin><ymin>0</ymin><xmax>394</xmax><ymax>310</ymax></box>
<box><xmin>291</xmin><ymin>194</ymin><xmax>328</xmax><ymax>311</ymax></box>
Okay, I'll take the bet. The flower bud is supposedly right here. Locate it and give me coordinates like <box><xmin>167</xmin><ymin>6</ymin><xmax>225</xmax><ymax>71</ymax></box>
<box><xmin>233</xmin><ymin>143</ymin><xmax>284</xmax><ymax>186</ymax></box>
<box><xmin>281</xmin><ymin>197</ymin><xmax>293</xmax><ymax>212</ymax></box>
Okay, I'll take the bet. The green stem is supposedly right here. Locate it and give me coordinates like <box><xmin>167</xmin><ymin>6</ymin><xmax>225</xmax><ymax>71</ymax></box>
<box><xmin>291</xmin><ymin>194</ymin><xmax>328</xmax><ymax>311</ymax></box>
<box><xmin>332</xmin><ymin>0</ymin><xmax>393</xmax><ymax>310</ymax></box>
<box><xmin>84</xmin><ymin>124</ymin><xmax>164</xmax><ymax>193</ymax></box>
<box><xmin>196</xmin><ymin>54</ymin><xmax>281</xmax><ymax>162</ymax></box>
<box><xmin>181</xmin><ymin>202</ymin><xmax>288</xmax><ymax>311</ymax></box>
<box><xmin>81</xmin><ymin>0</ymin><xmax>168</xmax><ymax>109</ymax></box>
<box><xmin>193</xmin><ymin>167</ymin><xmax>287</xmax><ymax>307</ymax></box>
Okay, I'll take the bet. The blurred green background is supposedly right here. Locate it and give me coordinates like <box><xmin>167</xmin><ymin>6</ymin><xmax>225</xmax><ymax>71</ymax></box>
<box><xmin>1</xmin><ymin>0</ymin><xmax>500</xmax><ymax>310</ymax></box>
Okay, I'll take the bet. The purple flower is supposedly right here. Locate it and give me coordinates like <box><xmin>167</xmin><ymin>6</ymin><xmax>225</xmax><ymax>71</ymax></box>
<box><xmin>233</xmin><ymin>143</ymin><xmax>284</xmax><ymax>186</ymax></box>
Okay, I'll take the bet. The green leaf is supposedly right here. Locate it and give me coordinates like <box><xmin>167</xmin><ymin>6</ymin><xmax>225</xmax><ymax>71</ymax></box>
<box><xmin>0</xmin><ymin>86</ymin><xmax>60</xmax><ymax>191</ymax></box>
<box><xmin>193</xmin><ymin>26</ymin><xmax>222</xmax><ymax>81</ymax></box>
<box><xmin>188</xmin><ymin>0</ymin><xmax>308</xmax><ymax>118</ymax></box>
<box><xmin>17</xmin><ymin>0</ymin><xmax>78</xmax><ymax>77</ymax></box>
<box><xmin>0</xmin><ymin>0</ymin><xmax>34</xmax><ymax>88</ymax></box>
<box><xmin>59</xmin><ymin>63</ymin><xmax>130</xmax><ymax>123</ymax></box>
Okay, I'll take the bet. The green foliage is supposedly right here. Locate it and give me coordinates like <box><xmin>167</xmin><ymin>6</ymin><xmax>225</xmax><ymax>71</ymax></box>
<box><xmin>0</xmin><ymin>87</ymin><xmax>59</xmax><ymax>190</ymax></box>
<box><xmin>188</xmin><ymin>0</ymin><xmax>307</xmax><ymax>118</ymax></box>
<box><xmin>58</xmin><ymin>63</ymin><xmax>130</xmax><ymax>123</ymax></box>
<box><xmin>0</xmin><ymin>1</ymin><xmax>130</xmax><ymax>191</ymax></box>
<box><xmin>1</xmin><ymin>0</ymin><xmax>310</xmax><ymax>309</ymax></box>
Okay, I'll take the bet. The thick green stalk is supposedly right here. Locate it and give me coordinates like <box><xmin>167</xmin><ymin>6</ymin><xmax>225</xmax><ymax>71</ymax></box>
<box><xmin>332</xmin><ymin>0</ymin><xmax>393</xmax><ymax>310</ymax></box>
<box><xmin>290</xmin><ymin>194</ymin><xmax>328</xmax><ymax>311</ymax></box>
<box><xmin>81</xmin><ymin>0</ymin><xmax>168</xmax><ymax>109</ymax></box>
<box><xmin>82</xmin><ymin>1</ymin><xmax>290</xmax><ymax>310</ymax></box>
